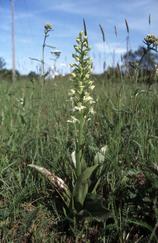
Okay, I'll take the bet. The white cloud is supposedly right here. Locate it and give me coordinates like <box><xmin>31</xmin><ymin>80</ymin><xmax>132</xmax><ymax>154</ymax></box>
<box><xmin>15</xmin><ymin>12</ymin><xmax>34</xmax><ymax>20</ymax></box>
<box><xmin>17</xmin><ymin>37</ymin><xmax>33</xmax><ymax>44</ymax></box>
<box><xmin>119</xmin><ymin>0</ymin><xmax>151</xmax><ymax>11</ymax></box>
<box><xmin>94</xmin><ymin>42</ymin><xmax>126</xmax><ymax>54</ymax></box>
<box><xmin>52</xmin><ymin>1</ymin><xmax>99</xmax><ymax>16</ymax></box>
<box><xmin>116</xmin><ymin>0</ymin><xmax>158</xmax><ymax>34</ymax></box>
<box><xmin>35</xmin><ymin>0</ymin><xmax>110</xmax><ymax>18</ymax></box>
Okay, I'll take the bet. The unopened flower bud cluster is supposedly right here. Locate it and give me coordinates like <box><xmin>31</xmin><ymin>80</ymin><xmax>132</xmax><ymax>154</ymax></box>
<box><xmin>44</xmin><ymin>23</ymin><xmax>53</xmax><ymax>35</ymax></box>
<box><xmin>68</xmin><ymin>32</ymin><xmax>95</xmax><ymax>124</ymax></box>
<box><xmin>144</xmin><ymin>34</ymin><xmax>158</xmax><ymax>48</ymax></box>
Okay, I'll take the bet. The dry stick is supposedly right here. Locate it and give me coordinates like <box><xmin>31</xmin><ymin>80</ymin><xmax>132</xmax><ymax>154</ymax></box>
<box><xmin>10</xmin><ymin>0</ymin><xmax>16</xmax><ymax>82</ymax></box>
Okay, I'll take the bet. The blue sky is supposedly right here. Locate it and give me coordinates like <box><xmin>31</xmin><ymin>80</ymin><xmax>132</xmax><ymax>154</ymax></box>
<box><xmin>0</xmin><ymin>0</ymin><xmax>158</xmax><ymax>74</ymax></box>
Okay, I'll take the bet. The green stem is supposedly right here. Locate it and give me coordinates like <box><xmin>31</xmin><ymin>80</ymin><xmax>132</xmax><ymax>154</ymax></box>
<box><xmin>76</xmin><ymin>112</ymin><xmax>84</xmax><ymax>177</ymax></box>
<box><xmin>41</xmin><ymin>34</ymin><xmax>47</xmax><ymax>78</ymax></box>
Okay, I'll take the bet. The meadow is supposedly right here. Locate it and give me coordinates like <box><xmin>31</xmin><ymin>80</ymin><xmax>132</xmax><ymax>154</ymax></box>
<box><xmin>1</xmin><ymin>31</ymin><xmax>158</xmax><ymax>242</ymax></box>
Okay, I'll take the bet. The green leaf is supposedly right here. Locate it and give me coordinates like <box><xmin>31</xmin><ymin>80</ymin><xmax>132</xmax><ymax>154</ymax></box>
<box><xmin>20</xmin><ymin>114</ymin><xmax>26</xmax><ymax>125</ymax></box>
<box><xmin>74</xmin><ymin>182</ymin><xmax>88</xmax><ymax>207</ymax></box>
<box><xmin>94</xmin><ymin>145</ymin><xmax>108</xmax><ymax>164</ymax></box>
<box><xmin>73</xmin><ymin>164</ymin><xmax>98</xmax><ymax>206</ymax></box>
<box><xmin>94</xmin><ymin>152</ymin><xmax>104</xmax><ymax>164</ymax></box>
<box><xmin>71</xmin><ymin>151</ymin><xmax>76</xmax><ymax>168</ymax></box>
<box><xmin>128</xmin><ymin>219</ymin><xmax>154</xmax><ymax>234</ymax></box>
<box><xmin>81</xmin><ymin>164</ymin><xmax>98</xmax><ymax>182</ymax></box>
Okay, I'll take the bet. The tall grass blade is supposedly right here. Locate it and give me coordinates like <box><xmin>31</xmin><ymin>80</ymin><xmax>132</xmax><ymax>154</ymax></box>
<box><xmin>125</xmin><ymin>19</ymin><xmax>129</xmax><ymax>34</ymax></box>
<box><xmin>99</xmin><ymin>24</ymin><xmax>105</xmax><ymax>42</ymax></box>
<box><xmin>83</xmin><ymin>18</ymin><xmax>88</xmax><ymax>37</ymax></box>
<box><xmin>149</xmin><ymin>14</ymin><xmax>151</xmax><ymax>26</ymax></box>
<box><xmin>114</xmin><ymin>25</ymin><xmax>118</xmax><ymax>38</ymax></box>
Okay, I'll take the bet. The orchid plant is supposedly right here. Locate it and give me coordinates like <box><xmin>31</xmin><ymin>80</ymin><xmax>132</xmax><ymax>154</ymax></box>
<box><xmin>28</xmin><ymin>31</ymin><xmax>108</xmax><ymax>233</ymax></box>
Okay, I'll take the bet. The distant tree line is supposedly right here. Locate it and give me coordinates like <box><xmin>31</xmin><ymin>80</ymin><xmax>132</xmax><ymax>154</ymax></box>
<box><xmin>104</xmin><ymin>45</ymin><xmax>158</xmax><ymax>85</ymax></box>
<box><xmin>0</xmin><ymin>57</ymin><xmax>41</xmax><ymax>81</ymax></box>
<box><xmin>0</xmin><ymin>57</ymin><xmax>21</xmax><ymax>81</ymax></box>
<box><xmin>121</xmin><ymin>46</ymin><xmax>158</xmax><ymax>84</ymax></box>
<box><xmin>1</xmin><ymin>43</ymin><xmax>158</xmax><ymax>84</ymax></box>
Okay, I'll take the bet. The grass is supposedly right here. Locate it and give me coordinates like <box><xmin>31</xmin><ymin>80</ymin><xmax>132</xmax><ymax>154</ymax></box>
<box><xmin>0</xmin><ymin>75</ymin><xmax>158</xmax><ymax>242</ymax></box>
<box><xmin>1</xmin><ymin>16</ymin><xmax>158</xmax><ymax>241</ymax></box>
